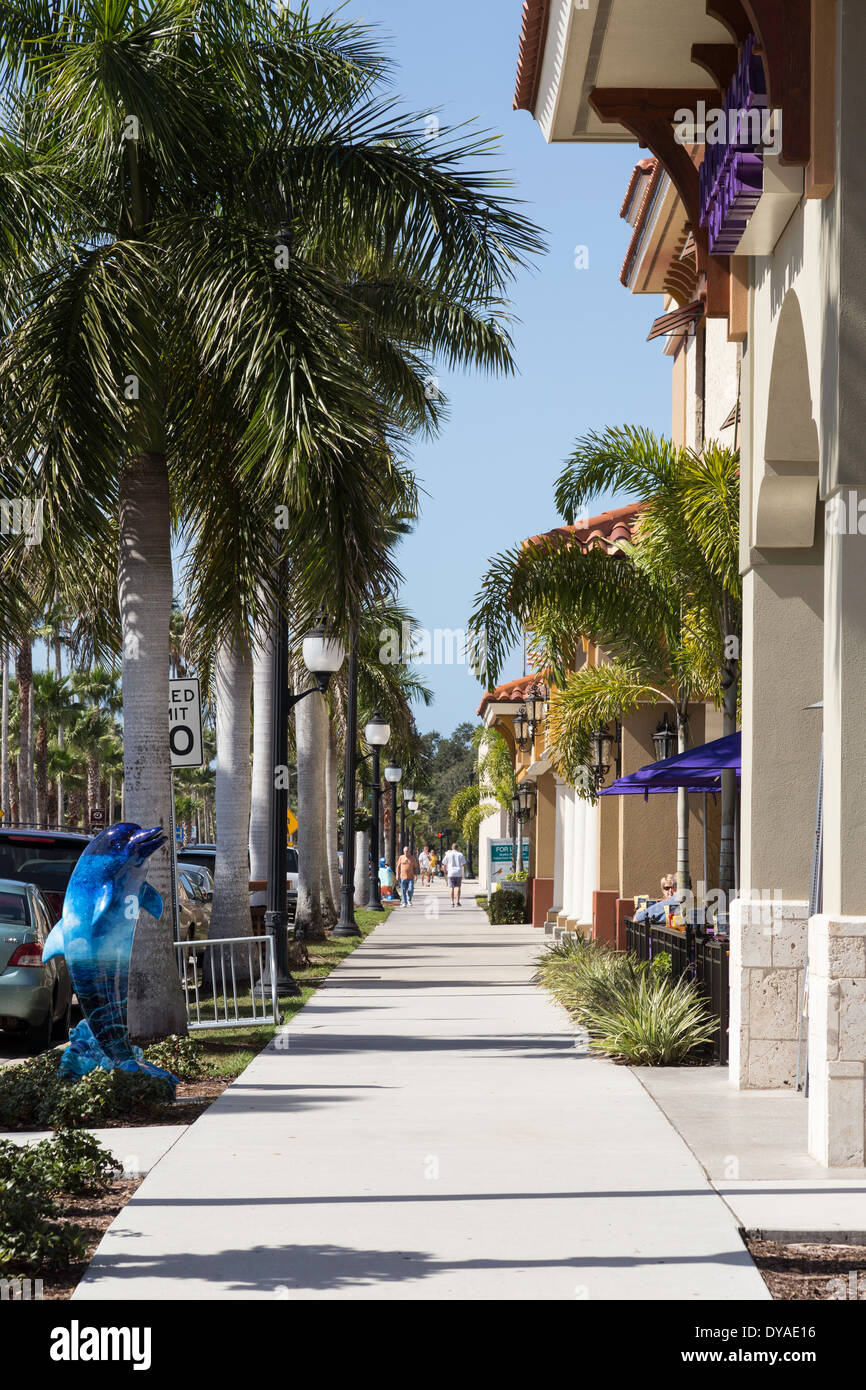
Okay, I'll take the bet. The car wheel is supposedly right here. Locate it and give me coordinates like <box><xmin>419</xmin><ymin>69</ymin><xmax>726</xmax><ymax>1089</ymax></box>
<box><xmin>26</xmin><ymin>1003</ymin><xmax>53</xmax><ymax>1054</ymax></box>
<box><xmin>52</xmin><ymin>990</ymin><xmax>72</xmax><ymax>1042</ymax></box>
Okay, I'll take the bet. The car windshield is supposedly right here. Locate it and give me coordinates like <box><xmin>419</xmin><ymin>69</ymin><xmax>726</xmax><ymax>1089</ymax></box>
<box><xmin>0</xmin><ymin>836</ymin><xmax>87</xmax><ymax>892</ymax></box>
<box><xmin>0</xmin><ymin>887</ymin><xmax>29</xmax><ymax>926</ymax></box>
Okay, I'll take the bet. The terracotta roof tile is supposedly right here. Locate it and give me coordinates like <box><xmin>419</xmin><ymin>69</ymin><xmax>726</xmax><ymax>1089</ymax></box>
<box><xmin>477</xmin><ymin>674</ymin><xmax>550</xmax><ymax>719</ymax></box>
<box><xmin>620</xmin><ymin>160</ymin><xmax>663</xmax><ymax>288</ymax></box>
<box><xmin>524</xmin><ymin>501</ymin><xmax>644</xmax><ymax>554</ymax></box>
<box><xmin>475</xmin><ymin>505</ymin><xmax>645</xmax><ymax>718</ymax></box>
<box><xmin>514</xmin><ymin>0</ymin><xmax>551</xmax><ymax>112</ymax></box>
<box><xmin>619</xmin><ymin>158</ymin><xmax>657</xmax><ymax>220</ymax></box>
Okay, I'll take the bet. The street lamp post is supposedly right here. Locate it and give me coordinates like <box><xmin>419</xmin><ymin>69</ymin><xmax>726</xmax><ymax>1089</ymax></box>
<box><xmin>364</xmin><ymin>711</ymin><xmax>390</xmax><ymax>911</ymax></box>
<box><xmin>266</xmin><ymin>617</ymin><xmax>345</xmax><ymax>992</ymax></box>
<box><xmin>407</xmin><ymin>798</ymin><xmax>418</xmax><ymax>853</ymax></box>
<box><xmin>334</xmin><ymin>629</ymin><xmax>360</xmax><ymax>938</ymax></box>
<box><xmin>384</xmin><ymin>760</ymin><xmax>402</xmax><ymax>899</ymax></box>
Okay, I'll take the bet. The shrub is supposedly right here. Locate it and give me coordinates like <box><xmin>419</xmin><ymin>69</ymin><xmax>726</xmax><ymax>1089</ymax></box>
<box><xmin>143</xmin><ymin>1033</ymin><xmax>213</xmax><ymax>1082</ymax></box>
<box><xmin>577</xmin><ymin>972</ymin><xmax>718</xmax><ymax>1066</ymax></box>
<box><xmin>536</xmin><ymin>936</ymin><xmax>641</xmax><ymax>1014</ymax></box>
<box><xmin>488</xmin><ymin>889</ymin><xmax>526</xmax><ymax>924</ymax></box>
<box><xmin>34</xmin><ymin>1131</ymin><xmax>122</xmax><ymax>1196</ymax></box>
<box><xmin>649</xmin><ymin>950</ymin><xmax>672</xmax><ymax>980</ymax></box>
<box><xmin>535</xmin><ymin>938</ymin><xmax>716</xmax><ymax>1065</ymax></box>
<box><xmin>0</xmin><ymin>1054</ymin><xmax>174</xmax><ymax>1131</ymax></box>
<box><xmin>0</xmin><ymin>1184</ymin><xmax>87</xmax><ymax>1271</ymax></box>
<box><xmin>0</xmin><ymin>1132</ymin><xmax>119</xmax><ymax>1272</ymax></box>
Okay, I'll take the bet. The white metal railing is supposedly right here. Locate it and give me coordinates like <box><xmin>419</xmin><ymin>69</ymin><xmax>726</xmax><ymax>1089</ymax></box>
<box><xmin>174</xmin><ymin>934</ymin><xmax>280</xmax><ymax>1030</ymax></box>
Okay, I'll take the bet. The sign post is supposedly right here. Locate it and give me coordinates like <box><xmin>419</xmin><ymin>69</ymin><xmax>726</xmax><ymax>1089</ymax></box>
<box><xmin>169</xmin><ymin>679</ymin><xmax>204</xmax><ymax>944</ymax></box>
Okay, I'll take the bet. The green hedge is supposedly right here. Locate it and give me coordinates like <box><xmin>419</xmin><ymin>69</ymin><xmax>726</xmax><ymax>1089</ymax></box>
<box><xmin>0</xmin><ymin>1051</ymin><xmax>175</xmax><ymax>1130</ymax></box>
<box><xmin>488</xmin><ymin>889</ymin><xmax>526</xmax><ymax>925</ymax></box>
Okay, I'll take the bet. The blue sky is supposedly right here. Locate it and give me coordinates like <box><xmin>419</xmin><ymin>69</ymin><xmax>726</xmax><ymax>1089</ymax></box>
<box><xmin>324</xmin><ymin>2</ymin><xmax>673</xmax><ymax>734</ymax></box>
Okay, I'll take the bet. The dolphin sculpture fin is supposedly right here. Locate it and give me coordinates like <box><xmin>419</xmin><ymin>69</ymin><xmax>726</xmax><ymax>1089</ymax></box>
<box><xmin>42</xmin><ymin>921</ymin><xmax>66</xmax><ymax>963</ymax></box>
<box><xmin>140</xmin><ymin>884</ymin><xmax>164</xmax><ymax>919</ymax></box>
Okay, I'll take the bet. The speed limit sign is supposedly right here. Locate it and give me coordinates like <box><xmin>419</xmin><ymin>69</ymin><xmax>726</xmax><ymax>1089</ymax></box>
<box><xmin>169</xmin><ymin>678</ymin><xmax>203</xmax><ymax>768</ymax></box>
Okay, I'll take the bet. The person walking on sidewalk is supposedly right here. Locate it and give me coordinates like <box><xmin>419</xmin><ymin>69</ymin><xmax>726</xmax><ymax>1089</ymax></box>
<box><xmin>442</xmin><ymin>843</ymin><xmax>466</xmax><ymax>907</ymax></box>
<box><xmin>418</xmin><ymin>845</ymin><xmax>432</xmax><ymax>887</ymax></box>
<box><xmin>396</xmin><ymin>846</ymin><xmax>419</xmax><ymax>905</ymax></box>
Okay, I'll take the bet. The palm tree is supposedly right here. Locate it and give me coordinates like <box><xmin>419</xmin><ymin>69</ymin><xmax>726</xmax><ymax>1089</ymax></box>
<box><xmin>450</xmin><ymin>726</ymin><xmax>518</xmax><ymax>844</ymax></box>
<box><xmin>294</xmin><ymin>685</ymin><xmax>330</xmax><ymax>942</ymax></box>
<box><xmin>32</xmin><ymin>672</ymin><xmax>75</xmax><ymax>828</ymax></box>
<box><xmin>249</xmin><ymin>602</ymin><xmax>275</xmax><ymax>883</ymax></box>
<box><xmin>1</xmin><ymin>644</ymin><xmax>9</xmax><ymax>823</ymax></box>
<box><xmin>1</xmin><ymin>2</ymin><xmax>541</xmax><ymax>1036</ymax></box>
<box><xmin>14</xmin><ymin>639</ymin><xmax>33</xmax><ymax>824</ymax></box>
<box><xmin>210</xmin><ymin>634</ymin><xmax>253</xmax><ymax>962</ymax></box>
<box><xmin>472</xmin><ymin>430</ymin><xmax>740</xmax><ymax>891</ymax></box>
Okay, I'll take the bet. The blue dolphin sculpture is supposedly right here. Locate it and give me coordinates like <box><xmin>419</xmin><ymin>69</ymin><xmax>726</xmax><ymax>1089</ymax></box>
<box><xmin>43</xmin><ymin>823</ymin><xmax>177</xmax><ymax>1085</ymax></box>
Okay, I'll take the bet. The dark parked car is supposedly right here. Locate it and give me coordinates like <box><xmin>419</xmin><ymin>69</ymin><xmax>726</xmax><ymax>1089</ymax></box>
<box><xmin>0</xmin><ymin>829</ymin><xmax>91</xmax><ymax>923</ymax></box>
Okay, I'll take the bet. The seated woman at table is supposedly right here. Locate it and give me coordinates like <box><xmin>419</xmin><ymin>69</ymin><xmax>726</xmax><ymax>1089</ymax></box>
<box><xmin>633</xmin><ymin>873</ymin><xmax>679</xmax><ymax>924</ymax></box>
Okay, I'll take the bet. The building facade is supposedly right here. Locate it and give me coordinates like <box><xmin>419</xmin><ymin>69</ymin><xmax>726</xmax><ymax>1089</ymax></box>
<box><xmin>513</xmin><ymin>0</ymin><xmax>866</xmax><ymax>1167</ymax></box>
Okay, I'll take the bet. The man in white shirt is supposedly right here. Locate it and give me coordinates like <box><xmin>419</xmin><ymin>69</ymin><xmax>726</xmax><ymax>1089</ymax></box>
<box><xmin>442</xmin><ymin>843</ymin><xmax>467</xmax><ymax>907</ymax></box>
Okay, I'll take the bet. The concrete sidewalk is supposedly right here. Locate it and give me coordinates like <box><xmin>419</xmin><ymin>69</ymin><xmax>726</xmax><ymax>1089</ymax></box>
<box><xmin>74</xmin><ymin>886</ymin><xmax>769</xmax><ymax>1301</ymax></box>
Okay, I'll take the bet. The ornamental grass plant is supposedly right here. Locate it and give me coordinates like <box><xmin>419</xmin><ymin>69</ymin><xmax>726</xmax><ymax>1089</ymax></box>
<box><xmin>536</xmin><ymin>936</ymin><xmax>717</xmax><ymax>1065</ymax></box>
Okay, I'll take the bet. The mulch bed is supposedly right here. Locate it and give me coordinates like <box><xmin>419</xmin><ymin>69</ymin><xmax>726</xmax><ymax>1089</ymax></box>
<box><xmin>2</xmin><ymin>1177</ymin><xmax>142</xmax><ymax>1301</ymax></box>
<box><xmin>170</xmin><ymin>1074</ymin><xmax>232</xmax><ymax>1123</ymax></box>
<box><xmin>745</xmin><ymin>1235</ymin><xmax>866</xmax><ymax>1300</ymax></box>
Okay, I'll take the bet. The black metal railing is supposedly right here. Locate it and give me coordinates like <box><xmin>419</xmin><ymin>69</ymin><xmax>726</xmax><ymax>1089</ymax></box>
<box><xmin>694</xmin><ymin>932</ymin><xmax>730</xmax><ymax>1066</ymax></box>
<box><xmin>625</xmin><ymin>916</ymin><xmax>730</xmax><ymax>1065</ymax></box>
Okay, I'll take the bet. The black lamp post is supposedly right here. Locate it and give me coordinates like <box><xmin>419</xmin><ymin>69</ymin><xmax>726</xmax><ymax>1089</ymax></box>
<box><xmin>407</xmin><ymin>798</ymin><xmax>418</xmax><ymax>852</ymax></box>
<box><xmin>364</xmin><ymin>710</ymin><xmax>390</xmax><ymax>911</ymax></box>
<box><xmin>385</xmin><ymin>759</ymin><xmax>402</xmax><ymax>896</ymax></box>
<box><xmin>266</xmin><ymin>617</ymin><xmax>345</xmax><ymax>991</ymax></box>
<box><xmin>334</xmin><ymin>629</ymin><xmax>360</xmax><ymax>938</ymax></box>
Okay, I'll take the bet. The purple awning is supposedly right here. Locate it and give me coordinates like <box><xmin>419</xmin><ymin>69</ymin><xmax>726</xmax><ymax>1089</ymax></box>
<box><xmin>599</xmin><ymin>733</ymin><xmax>741</xmax><ymax>799</ymax></box>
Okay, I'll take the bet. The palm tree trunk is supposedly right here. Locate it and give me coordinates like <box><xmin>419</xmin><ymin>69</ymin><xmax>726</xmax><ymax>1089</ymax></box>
<box><xmin>35</xmin><ymin>722</ymin><xmax>48</xmax><ymax>828</ymax></box>
<box><xmin>9</xmin><ymin>758</ymin><xmax>19</xmax><ymax>823</ymax></box>
<box><xmin>326</xmin><ymin>721</ymin><xmax>342</xmax><ymax>910</ymax></box>
<box><xmin>294</xmin><ymin>689</ymin><xmax>328</xmax><ymax>941</ymax></box>
<box><xmin>119</xmin><ymin>452</ymin><xmax>186</xmax><ymax>1039</ymax></box>
<box><xmin>319</xmin><ymin>720</ymin><xmax>338</xmax><ymax>928</ymax></box>
<box><xmin>55</xmin><ymin>635</ymin><xmax>64</xmax><ymax>826</ymax></box>
<box><xmin>676</xmin><ymin>707</ymin><xmax>691</xmax><ymax>894</ymax></box>
<box><xmin>109</xmin><ymin>770</ymin><xmax>115</xmax><ymax>824</ymax></box>
<box><xmin>249</xmin><ymin>610</ymin><xmax>275</xmax><ymax>881</ymax></box>
<box><xmin>15</xmin><ymin>641</ymin><xmax>33</xmax><ymax>825</ymax></box>
<box><xmin>1</xmin><ymin>645</ymin><xmax>9</xmax><ymax>823</ymax></box>
<box><xmin>211</xmin><ymin>635</ymin><xmax>254</xmax><ymax>974</ymax></box>
<box><xmin>86</xmin><ymin>753</ymin><xmax>100</xmax><ymax>822</ymax></box>
<box><xmin>354</xmin><ymin>828</ymin><xmax>369</xmax><ymax>907</ymax></box>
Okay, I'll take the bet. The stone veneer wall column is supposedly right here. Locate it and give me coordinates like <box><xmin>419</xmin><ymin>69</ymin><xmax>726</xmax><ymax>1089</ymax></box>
<box><xmin>729</xmin><ymin>898</ymin><xmax>809</xmax><ymax>1088</ymax></box>
<box><xmin>807</xmin><ymin>916</ymin><xmax>866</xmax><ymax>1166</ymax></box>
